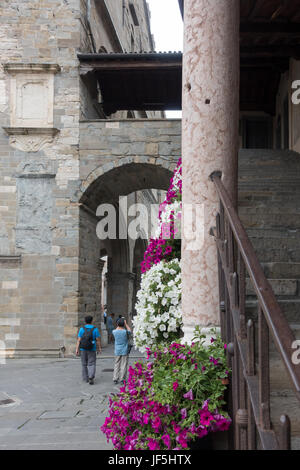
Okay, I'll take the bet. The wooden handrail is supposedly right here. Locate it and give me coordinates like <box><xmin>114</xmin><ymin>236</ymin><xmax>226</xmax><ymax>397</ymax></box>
<box><xmin>210</xmin><ymin>171</ymin><xmax>300</xmax><ymax>400</ymax></box>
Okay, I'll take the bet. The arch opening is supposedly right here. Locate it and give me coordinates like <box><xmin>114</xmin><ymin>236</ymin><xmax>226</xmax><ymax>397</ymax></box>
<box><xmin>78</xmin><ymin>159</ymin><xmax>175</xmax><ymax>331</ymax></box>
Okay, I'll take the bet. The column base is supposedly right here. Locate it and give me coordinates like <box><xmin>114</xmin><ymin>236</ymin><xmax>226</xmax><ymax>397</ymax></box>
<box><xmin>100</xmin><ymin>322</ymin><xmax>108</xmax><ymax>347</ymax></box>
<box><xmin>182</xmin><ymin>325</ymin><xmax>221</xmax><ymax>346</ymax></box>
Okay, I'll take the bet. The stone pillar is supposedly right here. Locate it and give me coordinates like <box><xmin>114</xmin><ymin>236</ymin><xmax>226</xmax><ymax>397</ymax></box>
<box><xmin>98</xmin><ymin>259</ymin><xmax>108</xmax><ymax>347</ymax></box>
<box><xmin>182</xmin><ymin>0</ymin><xmax>240</xmax><ymax>341</ymax></box>
<box><xmin>106</xmin><ymin>272</ymin><xmax>135</xmax><ymax>325</ymax></box>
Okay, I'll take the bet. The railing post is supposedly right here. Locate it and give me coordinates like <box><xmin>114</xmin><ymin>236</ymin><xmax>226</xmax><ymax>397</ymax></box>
<box><xmin>238</xmin><ymin>252</ymin><xmax>246</xmax><ymax>339</ymax></box>
<box><xmin>238</xmin><ymin>357</ymin><xmax>248</xmax><ymax>449</ymax></box>
<box><xmin>233</xmin><ymin>336</ymin><xmax>240</xmax><ymax>449</ymax></box>
<box><xmin>247</xmin><ymin>397</ymin><xmax>256</xmax><ymax>450</ymax></box>
<box><xmin>247</xmin><ymin>319</ymin><xmax>255</xmax><ymax>376</ymax></box>
<box><xmin>279</xmin><ymin>415</ymin><xmax>291</xmax><ymax>450</ymax></box>
<box><xmin>258</xmin><ymin>306</ymin><xmax>271</xmax><ymax>430</ymax></box>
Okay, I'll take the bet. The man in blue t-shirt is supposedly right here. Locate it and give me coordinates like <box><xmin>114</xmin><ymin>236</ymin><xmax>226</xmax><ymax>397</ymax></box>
<box><xmin>112</xmin><ymin>317</ymin><xmax>131</xmax><ymax>384</ymax></box>
<box><xmin>76</xmin><ymin>316</ymin><xmax>101</xmax><ymax>385</ymax></box>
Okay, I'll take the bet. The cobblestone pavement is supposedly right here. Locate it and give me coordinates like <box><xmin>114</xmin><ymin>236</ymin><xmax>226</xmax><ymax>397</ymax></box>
<box><xmin>0</xmin><ymin>345</ymin><xmax>144</xmax><ymax>450</ymax></box>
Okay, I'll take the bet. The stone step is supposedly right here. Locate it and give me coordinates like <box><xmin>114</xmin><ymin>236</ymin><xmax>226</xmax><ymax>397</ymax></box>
<box><xmin>238</xmin><ymin>149</ymin><xmax>300</xmax><ymax>448</ymax></box>
<box><xmin>238</xmin><ymin>201</ymin><xmax>300</xmax><ymax>214</ymax></box>
<box><xmin>261</xmin><ymin>262</ymin><xmax>300</xmax><ymax>280</ymax></box>
<box><xmin>239</xmin><ymin>213</ymin><xmax>300</xmax><ymax>230</ymax></box>
<box><xmin>246</xmin><ymin>278</ymin><xmax>298</xmax><ymax>298</ymax></box>
<box><xmin>246</xmin><ymin>300</ymin><xmax>300</xmax><ymax>323</ymax></box>
<box><xmin>250</xmin><ymin>238</ymin><xmax>300</xmax><ymax>263</ymax></box>
<box><xmin>246</xmin><ymin>228</ymin><xmax>300</xmax><ymax>239</ymax></box>
<box><xmin>239</xmin><ymin>149</ymin><xmax>300</xmax><ymax>170</ymax></box>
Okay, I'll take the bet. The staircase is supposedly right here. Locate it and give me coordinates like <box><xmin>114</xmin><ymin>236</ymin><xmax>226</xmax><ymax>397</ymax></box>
<box><xmin>238</xmin><ymin>149</ymin><xmax>300</xmax><ymax>449</ymax></box>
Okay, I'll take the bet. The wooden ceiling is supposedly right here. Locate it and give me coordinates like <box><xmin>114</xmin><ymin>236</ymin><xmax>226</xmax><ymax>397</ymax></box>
<box><xmin>240</xmin><ymin>0</ymin><xmax>300</xmax><ymax>114</ymax></box>
<box><xmin>177</xmin><ymin>0</ymin><xmax>300</xmax><ymax>115</ymax></box>
<box><xmin>79</xmin><ymin>53</ymin><xmax>182</xmax><ymax>115</ymax></box>
<box><xmin>79</xmin><ymin>1</ymin><xmax>300</xmax><ymax>116</ymax></box>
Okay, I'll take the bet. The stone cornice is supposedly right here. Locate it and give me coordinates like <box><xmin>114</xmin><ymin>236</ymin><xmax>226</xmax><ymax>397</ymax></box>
<box><xmin>3</xmin><ymin>63</ymin><xmax>61</xmax><ymax>74</ymax></box>
<box><xmin>0</xmin><ymin>255</ymin><xmax>22</xmax><ymax>266</ymax></box>
<box><xmin>3</xmin><ymin>127</ymin><xmax>59</xmax><ymax>136</ymax></box>
<box><xmin>2</xmin><ymin>127</ymin><xmax>60</xmax><ymax>153</ymax></box>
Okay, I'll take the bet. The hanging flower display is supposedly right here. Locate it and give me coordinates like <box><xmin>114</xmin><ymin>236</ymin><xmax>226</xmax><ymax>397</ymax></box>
<box><xmin>101</xmin><ymin>332</ymin><xmax>231</xmax><ymax>450</ymax></box>
<box><xmin>141</xmin><ymin>158</ymin><xmax>182</xmax><ymax>274</ymax></box>
<box><xmin>133</xmin><ymin>258</ymin><xmax>182</xmax><ymax>352</ymax></box>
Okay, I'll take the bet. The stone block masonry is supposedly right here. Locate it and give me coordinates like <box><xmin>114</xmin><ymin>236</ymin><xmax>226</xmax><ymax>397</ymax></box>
<box><xmin>0</xmin><ymin>0</ymin><xmax>182</xmax><ymax>357</ymax></box>
<box><xmin>0</xmin><ymin>0</ymin><xmax>81</xmax><ymax>357</ymax></box>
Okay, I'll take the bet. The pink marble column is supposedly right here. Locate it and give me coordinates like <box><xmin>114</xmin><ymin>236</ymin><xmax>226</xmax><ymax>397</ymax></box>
<box><xmin>182</xmin><ymin>0</ymin><xmax>240</xmax><ymax>340</ymax></box>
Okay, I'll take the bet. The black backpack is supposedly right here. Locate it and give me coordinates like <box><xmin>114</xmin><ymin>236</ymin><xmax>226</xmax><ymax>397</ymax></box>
<box><xmin>80</xmin><ymin>326</ymin><xmax>95</xmax><ymax>350</ymax></box>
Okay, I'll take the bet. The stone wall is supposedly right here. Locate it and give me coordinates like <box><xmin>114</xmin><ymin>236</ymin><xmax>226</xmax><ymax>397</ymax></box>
<box><xmin>79</xmin><ymin>119</ymin><xmax>181</xmax><ymax>184</ymax></box>
<box><xmin>0</xmin><ymin>0</ymin><xmax>181</xmax><ymax>357</ymax></box>
<box><xmin>0</xmin><ymin>0</ymin><xmax>82</xmax><ymax>357</ymax></box>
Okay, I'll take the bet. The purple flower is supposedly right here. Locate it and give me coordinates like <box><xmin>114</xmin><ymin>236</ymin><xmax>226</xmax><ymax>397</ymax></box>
<box><xmin>172</xmin><ymin>381</ymin><xmax>179</xmax><ymax>392</ymax></box>
<box><xmin>151</xmin><ymin>416</ymin><xmax>161</xmax><ymax>433</ymax></box>
<box><xmin>183</xmin><ymin>389</ymin><xmax>194</xmax><ymax>401</ymax></box>
<box><xmin>148</xmin><ymin>438</ymin><xmax>160</xmax><ymax>450</ymax></box>
<box><xmin>161</xmin><ymin>434</ymin><xmax>171</xmax><ymax>449</ymax></box>
<box><xmin>176</xmin><ymin>432</ymin><xmax>188</xmax><ymax>449</ymax></box>
<box><xmin>180</xmin><ymin>408</ymin><xmax>187</xmax><ymax>419</ymax></box>
<box><xmin>172</xmin><ymin>421</ymin><xmax>181</xmax><ymax>434</ymax></box>
<box><xmin>199</xmin><ymin>410</ymin><xmax>214</xmax><ymax>426</ymax></box>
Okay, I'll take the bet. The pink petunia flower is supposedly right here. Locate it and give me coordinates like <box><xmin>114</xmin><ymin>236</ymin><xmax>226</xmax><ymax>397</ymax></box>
<box><xmin>183</xmin><ymin>389</ymin><xmax>194</xmax><ymax>401</ymax></box>
<box><xmin>199</xmin><ymin>410</ymin><xmax>214</xmax><ymax>426</ymax></box>
<box><xmin>172</xmin><ymin>381</ymin><xmax>179</xmax><ymax>392</ymax></box>
<box><xmin>161</xmin><ymin>434</ymin><xmax>171</xmax><ymax>449</ymax></box>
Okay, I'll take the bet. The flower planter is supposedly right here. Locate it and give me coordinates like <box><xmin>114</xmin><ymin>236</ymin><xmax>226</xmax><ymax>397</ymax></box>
<box><xmin>189</xmin><ymin>434</ymin><xmax>212</xmax><ymax>450</ymax></box>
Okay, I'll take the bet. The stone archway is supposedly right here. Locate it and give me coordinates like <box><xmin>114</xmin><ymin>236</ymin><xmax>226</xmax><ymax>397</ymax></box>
<box><xmin>132</xmin><ymin>237</ymin><xmax>148</xmax><ymax>318</ymax></box>
<box><xmin>76</xmin><ymin>156</ymin><xmax>176</xmax><ymax>208</ymax></box>
<box><xmin>77</xmin><ymin>158</ymin><xmax>176</xmax><ymax>334</ymax></box>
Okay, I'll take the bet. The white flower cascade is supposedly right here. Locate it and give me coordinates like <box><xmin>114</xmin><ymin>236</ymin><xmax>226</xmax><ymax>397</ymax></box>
<box><xmin>133</xmin><ymin>258</ymin><xmax>182</xmax><ymax>352</ymax></box>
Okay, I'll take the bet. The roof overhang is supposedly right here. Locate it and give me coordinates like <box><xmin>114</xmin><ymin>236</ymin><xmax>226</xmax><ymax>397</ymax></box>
<box><xmin>80</xmin><ymin>0</ymin><xmax>300</xmax><ymax>117</ymax></box>
<box><xmin>78</xmin><ymin>52</ymin><xmax>182</xmax><ymax>115</ymax></box>
<box><xmin>178</xmin><ymin>0</ymin><xmax>300</xmax><ymax>115</ymax></box>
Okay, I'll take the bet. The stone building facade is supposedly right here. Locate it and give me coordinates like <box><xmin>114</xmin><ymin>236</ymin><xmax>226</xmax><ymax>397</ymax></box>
<box><xmin>0</xmin><ymin>0</ymin><xmax>180</xmax><ymax>357</ymax></box>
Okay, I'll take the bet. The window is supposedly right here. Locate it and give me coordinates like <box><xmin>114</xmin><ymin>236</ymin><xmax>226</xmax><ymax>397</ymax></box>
<box><xmin>129</xmin><ymin>2</ymin><xmax>139</xmax><ymax>26</ymax></box>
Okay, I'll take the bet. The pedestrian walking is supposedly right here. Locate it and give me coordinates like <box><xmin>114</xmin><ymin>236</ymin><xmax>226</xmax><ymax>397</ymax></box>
<box><xmin>103</xmin><ymin>305</ymin><xmax>107</xmax><ymax>325</ymax></box>
<box><xmin>76</xmin><ymin>315</ymin><xmax>101</xmax><ymax>385</ymax></box>
<box><xmin>112</xmin><ymin>318</ymin><xmax>131</xmax><ymax>384</ymax></box>
<box><xmin>106</xmin><ymin>313</ymin><xmax>115</xmax><ymax>344</ymax></box>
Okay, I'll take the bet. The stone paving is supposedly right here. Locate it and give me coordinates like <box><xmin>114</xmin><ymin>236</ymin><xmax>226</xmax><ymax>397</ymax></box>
<box><xmin>0</xmin><ymin>344</ymin><xmax>144</xmax><ymax>450</ymax></box>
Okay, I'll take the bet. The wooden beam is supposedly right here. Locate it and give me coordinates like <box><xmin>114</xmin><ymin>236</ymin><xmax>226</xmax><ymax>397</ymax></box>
<box><xmin>80</xmin><ymin>61</ymin><xmax>182</xmax><ymax>74</ymax></box>
<box><xmin>241</xmin><ymin>45</ymin><xmax>300</xmax><ymax>59</ymax></box>
<box><xmin>240</xmin><ymin>101</ymin><xmax>276</xmax><ymax>115</ymax></box>
<box><xmin>240</xmin><ymin>57</ymin><xmax>289</xmax><ymax>71</ymax></box>
<box><xmin>240</xmin><ymin>22</ymin><xmax>300</xmax><ymax>34</ymax></box>
<box><xmin>270</xmin><ymin>0</ymin><xmax>289</xmax><ymax>21</ymax></box>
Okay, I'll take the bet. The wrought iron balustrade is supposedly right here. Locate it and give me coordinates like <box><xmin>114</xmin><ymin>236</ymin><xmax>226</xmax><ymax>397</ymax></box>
<box><xmin>209</xmin><ymin>170</ymin><xmax>300</xmax><ymax>450</ymax></box>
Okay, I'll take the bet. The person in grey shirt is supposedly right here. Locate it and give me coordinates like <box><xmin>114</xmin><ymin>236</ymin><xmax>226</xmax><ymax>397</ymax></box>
<box><xmin>106</xmin><ymin>313</ymin><xmax>115</xmax><ymax>344</ymax></box>
<box><xmin>112</xmin><ymin>318</ymin><xmax>131</xmax><ymax>384</ymax></box>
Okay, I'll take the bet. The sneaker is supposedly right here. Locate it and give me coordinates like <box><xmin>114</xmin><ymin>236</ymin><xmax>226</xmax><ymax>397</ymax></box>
<box><xmin>89</xmin><ymin>378</ymin><xmax>94</xmax><ymax>385</ymax></box>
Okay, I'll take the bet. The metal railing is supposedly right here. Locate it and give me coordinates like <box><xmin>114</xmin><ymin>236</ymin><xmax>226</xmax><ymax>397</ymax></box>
<box><xmin>210</xmin><ymin>171</ymin><xmax>300</xmax><ymax>450</ymax></box>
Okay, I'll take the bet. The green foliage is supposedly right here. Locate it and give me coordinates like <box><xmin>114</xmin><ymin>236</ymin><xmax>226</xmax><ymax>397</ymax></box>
<box><xmin>149</xmin><ymin>329</ymin><xmax>231</xmax><ymax>428</ymax></box>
